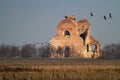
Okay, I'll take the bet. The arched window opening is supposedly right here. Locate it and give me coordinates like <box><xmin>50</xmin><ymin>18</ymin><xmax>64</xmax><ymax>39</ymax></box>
<box><xmin>64</xmin><ymin>30</ymin><xmax>70</xmax><ymax>38</ymax></box>
<box><xmin>91</xmin><ymin>44</ymin><xmax>97</xmax><ymax>53</ymax></box>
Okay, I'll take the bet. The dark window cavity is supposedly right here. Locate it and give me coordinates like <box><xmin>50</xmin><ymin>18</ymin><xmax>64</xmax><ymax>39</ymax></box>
<box><xmin>86</xmin><ymin>44</ymin><xmax>89</xmax><ymax>52</ymax></box>
<box><xmin>64</xmin><ymin>30</ymin><xmax>70</xmax><ymax>38</ymax></box>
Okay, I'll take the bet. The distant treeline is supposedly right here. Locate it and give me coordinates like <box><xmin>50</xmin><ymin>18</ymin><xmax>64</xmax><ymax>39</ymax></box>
<box><xmin>0</xmin><ymin>43</ymin><xmax>50</xmax><ymax>59</ymax></box>
<box><xmin>0</xmin><ymin>43</ymin><xmax>120</xmax><ymax>59</ymax></box>
<box><xmin>102</xmin><ymin>43</ymin><xmax>120</xmax><ymax>59</ymax></box>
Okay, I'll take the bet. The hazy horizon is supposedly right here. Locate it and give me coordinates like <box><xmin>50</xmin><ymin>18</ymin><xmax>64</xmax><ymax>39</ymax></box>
<box><xmin>0</xmin><ymin>0</ymin><xmax>120</xmax><ymax>47</ymax></box>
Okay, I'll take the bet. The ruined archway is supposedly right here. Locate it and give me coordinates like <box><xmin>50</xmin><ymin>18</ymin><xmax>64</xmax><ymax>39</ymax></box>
<box><xmin>64</xmin><ymin>46</ymin><xmax>70</xmax><ymax>58</ymax></box>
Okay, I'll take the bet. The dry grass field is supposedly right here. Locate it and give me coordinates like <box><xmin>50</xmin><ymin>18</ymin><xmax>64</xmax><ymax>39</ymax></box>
<box><xmin>0</xmin><ymin>59</ymin><xmax>120</xmax><ymax>80</ymax></box>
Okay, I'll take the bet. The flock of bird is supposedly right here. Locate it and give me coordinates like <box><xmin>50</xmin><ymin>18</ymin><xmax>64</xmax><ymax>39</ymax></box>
<box><xmin>90</xmin><ymin>12</ymin><xmax>112</xmax><ymax>20</ymax></box>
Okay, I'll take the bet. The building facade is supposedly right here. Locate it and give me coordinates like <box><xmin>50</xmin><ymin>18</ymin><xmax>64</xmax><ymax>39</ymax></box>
<box><xmin>50</xmin><ymin>16</ymin><xmax>102</xmax><ymax>58</ymax></box>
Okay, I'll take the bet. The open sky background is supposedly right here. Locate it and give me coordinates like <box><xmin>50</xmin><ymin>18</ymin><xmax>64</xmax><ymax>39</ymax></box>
<box><xmin>0</xmin><ymin>0</ymin><xmax>120</xmax><ymax>47</ymax></box>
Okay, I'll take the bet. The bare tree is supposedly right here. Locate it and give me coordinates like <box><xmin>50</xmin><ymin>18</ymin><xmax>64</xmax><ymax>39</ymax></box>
<box><xmin>102</xmin><ymin>43</ymin><xmax>120</xmax><ymax>59</ymax></box>
<box><xmin>20</xmin><ymin>44</ymin><xmax>36</xmax><ymax>58</ymax></box>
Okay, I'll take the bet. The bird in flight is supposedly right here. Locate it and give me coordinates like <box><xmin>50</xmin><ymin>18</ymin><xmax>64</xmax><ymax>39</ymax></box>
<box><xmin>109</xmin><ymin>13</ymin><xmax>112</xmax><ymax>18</ymax></box>
<box><xmin>103</xmin><ymin>16</ymin><xmax>107</xmax><ymax>20</ymax></box>
<box><xmin>89</xmin><ymin>12</ymin><xmax>112</xmax><ymax>21</ymax></box>
<box><xmin>90</xmin><ymin>12</ymin><xmax>93</xmax><ymax>16</ymax></box>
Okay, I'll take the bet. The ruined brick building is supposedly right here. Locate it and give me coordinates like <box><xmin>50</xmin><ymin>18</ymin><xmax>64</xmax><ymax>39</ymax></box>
<box><xmin>50</xmin><ymin>16</ymin><xmax>102</xmax><ymax>58</ymax></box>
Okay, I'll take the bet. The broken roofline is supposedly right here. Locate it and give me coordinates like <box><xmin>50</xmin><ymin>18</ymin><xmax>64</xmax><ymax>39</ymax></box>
<box><xmin>50</xmin><ymin>15</ymin><xmax>102</xmax><ymax>59</ymax></box>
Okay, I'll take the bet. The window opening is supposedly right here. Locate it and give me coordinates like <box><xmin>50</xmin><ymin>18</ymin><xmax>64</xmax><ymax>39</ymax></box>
<box><xmin>86</xmin><ymin>44</ymin><xmax>89</xmax><ymax>52</ymax></box>
<box><xmin>64</xmin><ymin>30</ymin><xmax>70</xmax><ymax>38</ymax></box>
<box><xmin>91</xmin><ymin>44</ymin><xmax>97</xmax><ymax>53</ymax></box>
<box><xmin>80</xmin><ymin>28</ymin><xmax>88</xmax><ymax>45</ymax></box>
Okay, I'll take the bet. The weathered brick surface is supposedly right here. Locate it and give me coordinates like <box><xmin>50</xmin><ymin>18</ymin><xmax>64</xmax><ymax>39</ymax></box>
<box><xmin>50</xmin><ymin>16</ymin><xmax>102</xmax><ymax>58</ymax></box>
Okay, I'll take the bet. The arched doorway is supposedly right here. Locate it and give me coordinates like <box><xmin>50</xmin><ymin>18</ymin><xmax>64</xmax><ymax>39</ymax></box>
<box><xmin>64</xmin><ymin>46</ymin><xmax>70</xmax><ymax>58</ymax></box>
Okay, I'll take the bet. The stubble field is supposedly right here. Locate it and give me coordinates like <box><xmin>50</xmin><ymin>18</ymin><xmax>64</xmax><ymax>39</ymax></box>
<box><xmin>0</xmin><ymin>59</ymin><xmax>120</xmax><ymax>80</ymax></box>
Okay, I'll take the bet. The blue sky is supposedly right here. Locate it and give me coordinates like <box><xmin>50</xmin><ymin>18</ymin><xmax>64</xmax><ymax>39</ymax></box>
<box><xmin>0</xmin><ymin>0</ymin><xmax>120</xmax><ymax>47</ymax></box>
